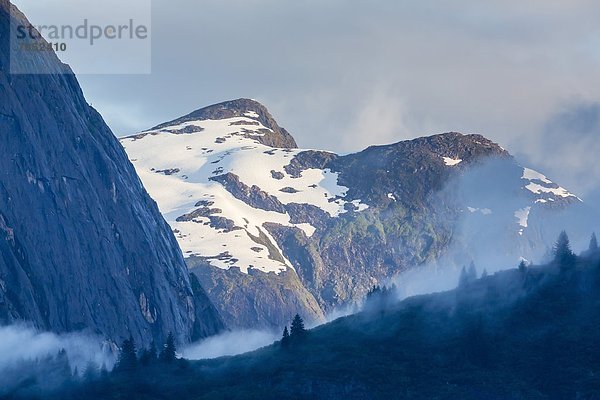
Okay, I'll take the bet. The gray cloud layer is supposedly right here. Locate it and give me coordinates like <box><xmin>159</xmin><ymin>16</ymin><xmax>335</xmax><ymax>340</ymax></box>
<box><xmin>12</xmin><ymin>0</ymin><xmax>600</xmax><ymax>201</ymax></box>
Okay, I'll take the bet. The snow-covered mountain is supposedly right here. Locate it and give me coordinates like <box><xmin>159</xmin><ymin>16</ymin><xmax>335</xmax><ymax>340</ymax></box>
<box><xmin>121</xmin><ymin>98</ymin><xmax>593</xmax><ymax>329</ymax></box>
<box><xmin>122</xmin><ymin>100</ymin><xmax>367</xmax><ymax>274</ymax></box>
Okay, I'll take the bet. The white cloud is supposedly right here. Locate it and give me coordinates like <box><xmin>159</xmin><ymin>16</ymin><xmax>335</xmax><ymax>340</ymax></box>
<box><xmin>182</xmin><ymin>330</ymin><xmax>278</xmax><ymax>360</ymax></box>
<box><xmin>11</xmin><ymin>0</ymin><xmax>600</xmax><ymax>196</ymax></box>
<box><xmin>0</xmin><ymin>324</ymin><xmax>114</xmax><ymax>373</ymax></box>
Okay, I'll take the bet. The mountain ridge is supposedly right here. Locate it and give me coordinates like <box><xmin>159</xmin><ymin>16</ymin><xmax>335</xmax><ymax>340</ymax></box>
<box><xmin>147</xmin><ymin>98</ymin><xmax>298</xmax><ymax>149</ymax></box>
<box><xmin>121</xmin><ymin>98</ymin><xmax>590</xmax><ymax>330</ymax></box>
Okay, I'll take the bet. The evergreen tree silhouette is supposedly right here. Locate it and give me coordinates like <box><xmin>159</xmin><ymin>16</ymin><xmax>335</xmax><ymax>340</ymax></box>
<box><xmin>290</xmin><ymin>314</ymin><xmax>306</xmax><ymax>338</ymax></box>
<box><xmin>589</xmin><ymin>233</ymin><xmax>598</xmax><ymax>253</ymax></box>
<box><xmin>481</xmin><ymin>268</ymin><xmax>488</xmax><ymax>278</ymax></box>
<box><xmin>83</xmin><ymin>361</ymin><xmax>99</xmax><ymax>382</ymax></box>
<box><xmin>467</xmin><ymin>261</ymin><xmax>477</xmax><ymax>281</ymax></box>
<box><xmin>366</xmin><ymin>285</ymin><xmax>381</xmax><ymax>300</ymax></box>
<box><xmin>281</xmin><ymin>326</ymin><xmax>290</xmax><ymax>347</ymax></box>
<box><xmin>160</xmin><ymin>332</ymin><xmax>177</xmax><ymax>363</ymax></box>
<box><xmin>140</xmin><ymin>341</ymin><xmax>158</xmax><ymax>365</ymax></box>
<box><xmin>554</xmin><ymin>230</ymin><xmax>576</xmax><ymax>270</ymax></box>
<box><xmin>116</xmin><ymin>337</ymin><xmax>138</xmax><ymax>372</ymax></box>
<box><xmin>518</xmin><ymin>260</ymin><xmax>528</xmax><ymax>273</ymax></box>
<box><xmin>458</xmin><ymin>266</ymin><xmax>470</xmax><ymax>288</ymax></box>
<box><xmin>55</xmin><ymin>349</ymin><xmax>71</xmax><ymax>379</ymax></box>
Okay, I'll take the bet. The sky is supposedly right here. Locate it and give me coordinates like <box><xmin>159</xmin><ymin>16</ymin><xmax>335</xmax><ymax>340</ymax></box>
<box><xmin>11</xmin><ymin>0</ymin><xmax>600</xmax><ymax>204</ymax></box>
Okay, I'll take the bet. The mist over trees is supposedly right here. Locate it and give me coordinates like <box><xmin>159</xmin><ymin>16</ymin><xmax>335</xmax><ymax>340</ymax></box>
<box><xmin>458</xmin><ymin>262</ymin><xmax>478</xmax><ymax>288</ymax></box>
<box><xmin>115</xmin><ymin>337</ymin><xmax>137</xmax><ymax>373</ymax></box>
<box><xmin>159</xmin><ymin>332</ymin><xmax>177</xmax><ymax>364</ymax></box>
<box><xmin>6</xmin><ymin>230</ymin><xmax>600</xmax><ymax>399</ymax></box>
<box><xmin>590</xmin><ymin>233</ymin><xmax>598</xmax><ymax>252</ymax></box>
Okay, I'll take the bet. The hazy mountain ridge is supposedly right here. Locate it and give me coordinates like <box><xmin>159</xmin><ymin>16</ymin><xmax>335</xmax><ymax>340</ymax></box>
<box><xmin>121</xmin><ymin>98</ymin><xmax>590</xmax><ymax>330</ymax></box>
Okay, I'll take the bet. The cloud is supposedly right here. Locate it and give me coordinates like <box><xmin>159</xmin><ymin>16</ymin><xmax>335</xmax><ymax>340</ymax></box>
<box><xmin>515</xmin><ymin>101</ymin><xmax>600</xmax><ymax>203</ymax></box>
<box><xmin>10</xmin><ymin>0</ymin><xmax>600</xmax><ymax>195</ymax></box>
<box><xmin>0</xmin><ymin>322</ymin><xmax>115</xmax><ymax>395</ymax></box>
<box><xmin>182</xmin><ymin>330</ymin><xmax>278</xmax><ymax>360</ymax></box>
<box><xmin>0</xmin><ymin>324</ymin><xmax>114</xmax><ymax>372</ymax></box>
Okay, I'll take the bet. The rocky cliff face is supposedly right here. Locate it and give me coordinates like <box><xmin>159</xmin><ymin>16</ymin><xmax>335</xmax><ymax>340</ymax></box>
<box><xmin>0</xmin><ymin>1</ymin><xmax>223</xmax><ymax>346</ymax></box>
<box><xmin>121</xmin><ymin>98</ymin><xmax>593</xmax><ymax>330</ymax></box>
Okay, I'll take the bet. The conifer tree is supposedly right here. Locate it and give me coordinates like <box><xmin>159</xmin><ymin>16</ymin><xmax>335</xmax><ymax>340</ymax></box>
<box><xmin>55</xmin><ymin>349</ymin><xmax>72</xmax><ymax>379</ymax></box>
<box><xmin>83</xmin><ymin>361</ymin><xmax>99</xmax><ymax>382</ymax></box>
<box><xmin>140</xmin><ymin>341</ymin><xmax>158</xmax><ymax>365</ymax></box>
<box><xmin>458</xmin><ymin>266</ymin><xmax>470</xmax><ymax>288</ymax></box>
<box><xmin>159</xmin><ymin>332</ymin><xmax>177</xmax><ymax>363</ymax></box>
<box><xmin>589</xmin><ymin>233</ymin><xmax>598</xmax><ymax>253</ymax></box>
<box><xmin>290</xmin><ymin>314</ymin><xmax>306</xmax><ymax>337</ymax></box>
<box><xmin>281</xmin><ymin>326</ymin><xmax>290</xmax><ymax>347</ymax></box>
<box><xmin>366</xmin><ymin>285</ymin><xmax>381</xmax><ymax>300</ymax></box>
<box><xmin>518</xmin><ymin>260</ymin><xmax>528</xmax><ymax>273</ymax></box>
<box><xmin>116</xmin><ymin>337</ymin><xmax>138</xmax><ymax>372</ymax></box>
<box><xmin>554</xmin><ymin>230</ymin><xmax>576</xmax><ymax>270</ymax></box>
<box><xmin>481</xmin><ymin>269</ymin><xmax>488</xmax><ymax>278</ymax></box>
<box><xmin>467</xmin><ymin>261</ymin><xmax>477</xmax><ymax>281</ymax></box>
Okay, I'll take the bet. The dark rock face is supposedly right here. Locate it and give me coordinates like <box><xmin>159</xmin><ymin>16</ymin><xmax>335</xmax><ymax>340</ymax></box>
<box><xmin>189</xmin><ymin>260</ymin><xmax>324</xmax><ymax>329</ymax></box>
<box><xmin>331</xmin><ymin>132</ymin><xmax>510</xmax><ymax>207</ymax></box>
<box><xmin>153</xmin><ymin>98</ymin><xmax>298</xmax><ymax>149</ymax></box>
<box><xmin>226</xmin><ymin>134</ymin><xmax>497</xmax><ymax>312</ymax></box>
<box><xmin>186</xmin><ymin>133</ymin><xmax>523</xmax><ymax>326</ymax></box>
<box><xmin>210</xmin><ymin>173</ymin><xmax>287</xmax><ymax>213</ymax></box>
<box><xmin>284</xmin><ymin>150</ymin><xmax>337</xmax><ymax>178</ymax></box>
<box><xmin>0</xmin><ymin>2</ymin><xmax>223</xmax><ymax>345</ymax></box>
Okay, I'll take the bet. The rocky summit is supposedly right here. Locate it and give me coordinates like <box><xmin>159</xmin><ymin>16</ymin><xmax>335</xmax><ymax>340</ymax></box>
<box><xmin>0</xmin><ymin>1</ymin><xmax>223</xmax><ymax>346</ymax></box>
<box><xmin>121</xmin><ymin>98</ymin><xmax>594</xmax><ymax>330</ymax></box>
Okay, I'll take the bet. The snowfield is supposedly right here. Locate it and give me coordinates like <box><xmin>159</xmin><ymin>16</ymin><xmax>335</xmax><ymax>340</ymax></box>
<box><xmin>521</xmin><ymin>167</ymin><xmax>579</xmax><ymax>201</ymax></box>
<box><xmin>514</xmin><ymin>207</ymin><xmax>531</xmax><ymax>236</ymax></box>
<box><xmin>121</xmin><ymin>111</ymin><xmax>581</xmax><ymax>275</ymax></box>
<box><xmin>443</xmin><ymin>157</ymin><xmax>463</xmax><ymax>166</ymax></box>
<box><xmin>121</xmin><ymin>115</ymin><xmax>368</xmax><ymax>274</ymax></box>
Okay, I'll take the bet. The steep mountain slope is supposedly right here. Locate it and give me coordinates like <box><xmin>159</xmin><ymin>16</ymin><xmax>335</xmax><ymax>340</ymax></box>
<box><xmin>0</xmin><ymin>1</ymin><xmax>223</xmax><ymax>346</ymax></box>
<box><xmin>121</xmin><ymin>98</ymin><xmax>592</xmax><ymax>329</ymax></box>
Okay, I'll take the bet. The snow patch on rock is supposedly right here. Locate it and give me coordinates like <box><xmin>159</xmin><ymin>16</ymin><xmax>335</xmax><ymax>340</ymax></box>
<box><xmin>515</xmin><ymin>206</ymin><xmax>531</xmax><ymax>235</ymax></box>
<box><xmin>121</xmin><ymin>116</ymin><xmax>368</xmax><ymax>274</ymax></box>
<box><xmin>443</xmin><ymin>157</ymin><xmax>462</xmax><ymax>166</ymax></box>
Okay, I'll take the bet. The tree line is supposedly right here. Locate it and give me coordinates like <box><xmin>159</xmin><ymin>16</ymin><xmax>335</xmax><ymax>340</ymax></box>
<box><xmin>281</xmin><ymin>314</ymin><xmax>307</xmax><ymax>347</ymax></box>
<box><xmin>459</xmin><ymin>231</ymin><xmax>599</xmax><ymax>288</ymax></box>
<box><xmin>113</xmin><ymin>331</ymin><xmax>179</xmax><ymax>374</ymax></box>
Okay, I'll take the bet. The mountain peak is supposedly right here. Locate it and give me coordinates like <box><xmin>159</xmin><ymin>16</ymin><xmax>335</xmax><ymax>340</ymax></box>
<box><xmin>420</xmin><ymin>131</ymin><xmax>510</xmax><ymax>161</ymax></box>
<box><xmin>152</xmin><ymin>98</ymin><xmax>298</xmax><ymax>149</ymax></box>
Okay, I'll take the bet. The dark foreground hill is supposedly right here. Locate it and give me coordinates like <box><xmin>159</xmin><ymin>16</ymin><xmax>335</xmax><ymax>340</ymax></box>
<box><xmin>13</xmin><ymin>242</ymin><xmax>600</xmax><ymax>399</ymax></box>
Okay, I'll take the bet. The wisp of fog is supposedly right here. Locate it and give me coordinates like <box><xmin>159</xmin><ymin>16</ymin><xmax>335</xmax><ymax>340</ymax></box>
<box><xmin>182</xmin><ymin>329</ymin><xmax>279</xmax><ymax>360</ymax></box>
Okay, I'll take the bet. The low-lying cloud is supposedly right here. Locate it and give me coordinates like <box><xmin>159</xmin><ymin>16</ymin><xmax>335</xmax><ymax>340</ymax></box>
<box><xmin>0</xmin><ymin>324</ymin><xmax>115</xmax><ymax>395</ymax></box>
<box><xmin>182</xmin><ymin>329</ymin><xmax>279</xmax><ymax>360</ymax></box>
<box><xmin>518</xmin><ymin>101</ymin><xmax>600</xmax><ymax>207</ymax></box>
<box><xmin>0</xmin><ymin>324</ymin><xmax>114</xmax><ymax>373</ymax></box>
